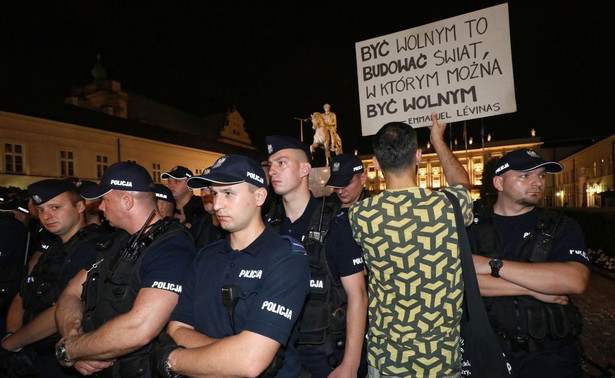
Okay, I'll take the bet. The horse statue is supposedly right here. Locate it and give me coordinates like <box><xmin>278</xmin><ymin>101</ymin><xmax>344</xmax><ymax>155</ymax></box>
<box><xmin>310</xmin><ymin>112</ymin><xmax>342</xmax><ymax>166</ymax></box>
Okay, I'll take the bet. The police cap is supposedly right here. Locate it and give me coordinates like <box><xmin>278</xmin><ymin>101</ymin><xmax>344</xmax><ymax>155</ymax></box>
<box><xmin>187</xmin><ymin>155</ymin><xmax>267</xmax><ymax>190</ymax></box>
<box><xmin>28</xmin><ymin>179</ymin><xmax>78</xmax><ymax>205</ymax></box>
<box><xmin>325</xmin><ymin>153</ymin><xmax>364</xmax><ymax>188</ymax></box>
<box><xmin>80</xmin><ymin>161</ymin><xmax>154</xmax><ymax>200</ymax></box>
<box><xmin>265</xmin><ymin>135</ymin><xmax>312</xmax><ymax>161</ymax></box>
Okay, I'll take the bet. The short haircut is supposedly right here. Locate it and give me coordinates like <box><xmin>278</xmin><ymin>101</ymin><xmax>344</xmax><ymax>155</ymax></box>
<box><xmin>246</xmin><ymin>182</ymin><xmax>259</xmax><ymax>193</ymax></box>
<box><xmin>372</xmin><ymin>122</ymin><xmax>418</xmax><ymax>174</ymax></box>
<box><xmin>292</xmin><ymin>148</ymin><xmax>310</xmax><ymax>164</ymax></box>
<box><xmin>66</xmin><ymin>189</ymin><xmax>83</xmax><ymax>206</ymax></box>
<box><xmin>132</xmin><ymin>190</ymin><xmax>157</xmax><ymax>208</ymax></box>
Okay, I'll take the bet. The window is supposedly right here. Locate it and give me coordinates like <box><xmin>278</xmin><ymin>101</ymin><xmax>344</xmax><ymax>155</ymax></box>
<box><xmin>60</xmin><ymin>150</ymin><xmax>75</xmax><ymax>177</ymax></box>
<box><xmin>152</xmin><ymin>163</ymin><xmax>161</xmax><ymax>183</ymax></box>
<box><xmin>474</xmin><ymin>172</ymin><xmax>483</xmax><ymax>186</ymax></box>
<box><xmin>4</xmin><ymin>143</ymin><xmax>24</xmax><ymax>173</ymax></box>
<box><xmin>419</xmin><ymin>175</ymin><xmax>427</xmax><ymax>188</ymax></box>
<box><xmin>433</xmin><ymin>175</ymin><xmax>441</xmax><ymax>188</ymax></box>
<box><xmin>97</xmin><ymin>155</ymin><xmax>109</xmax><ymax>179</ymax></box>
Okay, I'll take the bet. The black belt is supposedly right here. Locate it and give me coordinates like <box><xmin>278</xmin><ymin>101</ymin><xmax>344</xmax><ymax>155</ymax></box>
<box><xmin>496</xmin><ymin>331</ymin><xmax>576</xmax><ymax>353</ymax></box>
<box><xmin>94</xmin><ymin>354</ymin><xmax>151</xmax><ymax>378</ymax></box>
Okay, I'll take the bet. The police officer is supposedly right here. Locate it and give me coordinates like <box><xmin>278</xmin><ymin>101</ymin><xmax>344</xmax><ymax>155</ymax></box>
<box><xmin>326</xmin><ymin>153</ymin><xmax>369</xmax><ymax>208</ymax></box>
<box><xmin>160</xmin><ymin>165</ymin><xmax>205</xmax><ymax>228</ymax></box>
<box><xmin>77</xmin><ymin>180</ymin><xmax>112</xmax><ymax>230</ymax></box>
<box><xmin>186</xmin><ymin>184</ymin><xmax>225</xmax><ymax>249</ymax></box>
<box><xmin>324</xmin><ymin>153</ymin><xmax>370</xmax><ymax>376</ymax></box>
<box><xmin>471</xmin><ymin>149</ymin><xmax>590</xmax><ymax>377</ymax></box>
<box><xmin>54</xmin><ymin>162</ymin><xmax>196</xmax><ymax>377</ymax></box>
<box><xmin>264</xmin><ymin>136</ymin><xmax>367</xmax><ymax>377</ymax></box>
<box><xmin>152</xmin><ymin>183</ymin><xmax>176</xmax><ymax>218</ymax></box>
<box><xmin>25</xmin><ymin>198</ymin><xmax>57</xmax><ymax>274</ymax></box>
<box><xmin>1</xmin><ymin>179</ymin><xmax>108</xmax><ymax>377</ymax></box>
<box><xmin>153</xmin><ymin>154</ymin><xmax>309</xmax><ymax>377</ymax></box>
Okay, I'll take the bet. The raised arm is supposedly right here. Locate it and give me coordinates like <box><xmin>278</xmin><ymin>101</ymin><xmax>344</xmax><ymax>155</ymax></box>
<box><xmin>429</xmin><ymin>113</ymin><xmax>470</xmax><ymax>189</ymax></box>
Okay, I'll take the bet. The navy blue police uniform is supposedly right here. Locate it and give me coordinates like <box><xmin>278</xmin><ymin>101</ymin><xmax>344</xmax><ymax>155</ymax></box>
<box><xmin>472</xmin><ymin>150</ymin><xmax>591</xmax><ymax>378</ymax></box>
<box><xmin>264</xmin><ymin>136</ymin><xmax>367</xmax><ymax>376</ymax></box>
<box><xmin>168</xmin><ymin>154</ymin><xmax>310</xmax><ymax>377</ymax></box>
<box><xmin>77</xmin><ymin>162</ymin><xmax>197</xmax><ymax>378</ymax></box>
<box><xmin>1</xmin><ymin>180</ymin><xmax>110</xmax><ymax>378</ymax></box>
<box><xmin>172</xmin><ymin>228</ymin><xmax>309</xmax><ymax>377</ymax></box>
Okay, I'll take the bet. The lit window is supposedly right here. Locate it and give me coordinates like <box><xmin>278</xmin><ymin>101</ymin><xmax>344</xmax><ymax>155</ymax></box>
<box><xmin>60</xmin><ymin>150</ymin><xmax>75</xmax><ymax>177</ymax></box>
<box><xmin>4</xmin><ymin>143</ymin><xmax>24</xmax><ymax>173</ymax></box>
<box><xmin>97</xmin><ymin>155</ymin><xmax>109</xmax><ymax>179</ymax></box>
<box><xmin>152</xmin><ymin>163</ymin><xmax>161</xmax><ymax>183</ymax></box>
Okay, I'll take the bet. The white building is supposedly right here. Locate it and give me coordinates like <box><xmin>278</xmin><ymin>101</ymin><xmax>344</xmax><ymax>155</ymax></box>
<box><xmin>0</xmin><ymin>59</ymin><xmax>256</xmax><ymax>189</ymax></box>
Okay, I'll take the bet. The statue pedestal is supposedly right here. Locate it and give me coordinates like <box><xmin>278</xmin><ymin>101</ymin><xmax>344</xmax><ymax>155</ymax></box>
<box><xmin>309</xmin><ymin>167</ymin><xmax>334</xmax><ymax>198</ymax></box>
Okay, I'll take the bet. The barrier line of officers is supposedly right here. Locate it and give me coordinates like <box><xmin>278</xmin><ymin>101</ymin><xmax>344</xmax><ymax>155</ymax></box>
<box><xmin>0</xmin><ymin>115</ymin><xmax>590</xmax><ymax>378</ymax></box>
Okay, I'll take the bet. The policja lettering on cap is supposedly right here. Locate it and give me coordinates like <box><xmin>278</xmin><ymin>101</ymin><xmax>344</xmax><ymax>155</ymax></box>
<box><xmin>80</xmin><ymin>161</ymin><xmax>154</xmax><ymax>200</ymax></box>
<box><xmin>325</xmin><ymin>153</ymin><xmax>365</xmax><ymax>189</ymax></box>
<box><xmin>186</xmin><ymin>155</ymin><xmax>267</xmax><ymax>190</ymax></box>
<box><xmin>494</xmin><ymin>149</ymin><xmax>563</xmax><ymax>176</ymax></box>
<box><xmin>152</xmin><ymin>184</ymin><xmax>175</xmax><ymax>204</ymax></box>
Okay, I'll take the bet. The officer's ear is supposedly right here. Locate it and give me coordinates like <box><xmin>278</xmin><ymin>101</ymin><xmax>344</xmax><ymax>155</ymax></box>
<box><xmin>254</xmin><ymin>187</ymin><xmax>267</xmax><ymax>207</ymax></box>
<box><xmin>493</xmin><ymin>175</ymin><xmax>504</xmax><ymax>192</ymax></box>
<box><xmin>299</xmin><ymin>161</ymin><xmax>311</xmax><ymax>178</ymax></box>
<box><xmin>75</xmin><ymin>199</ymin><xmax>86</xmax><ymax>214</ymax></box>
<box><xmin>121</xmin><ymin>192</ymin><xmax>135</xmax><ymax>210</ymax></box>
<box><xmin>359</xmin><ymin>171</ymin><xmax>367</xmax><ymax>186</ymax></box>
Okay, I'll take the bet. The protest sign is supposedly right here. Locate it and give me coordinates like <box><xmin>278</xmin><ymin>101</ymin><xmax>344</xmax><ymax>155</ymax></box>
<box><xmin>355</xmin><ymin>3</ymin><xmax>516</xmax><ymax>135</ymax></box>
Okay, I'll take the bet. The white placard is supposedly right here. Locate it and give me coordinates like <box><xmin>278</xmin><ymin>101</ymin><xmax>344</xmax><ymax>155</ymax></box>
<box><xmin>355</xmin><ymin>3</ymin><xmax>516</xmax><ymax>135</ymax></box>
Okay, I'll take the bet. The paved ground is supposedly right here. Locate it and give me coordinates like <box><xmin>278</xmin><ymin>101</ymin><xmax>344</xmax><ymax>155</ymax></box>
<box><xmin>571</xmin><ymin>268</ymin><xmax>615</xmax><ymax>377</ymax></box>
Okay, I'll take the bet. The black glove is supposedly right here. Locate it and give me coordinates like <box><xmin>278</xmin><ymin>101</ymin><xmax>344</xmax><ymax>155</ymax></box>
<box><xmin>153</xmin><ymin>332</ymin><xmax>184</xmax><ymax>378</ymax></box>
<box><xmin>4</xmin><ymin>347</ymin><xmax>40</xmax><ymax>378</ymax></box>
<box><xmin>258</xmin><ymin>345</ymin><xmax>286</xmax><ymax>378</ymax></box>
<box><xmin>0</xmin><ymin>335</ymin><xmax>17</xmax><ymax>372</ymax></box>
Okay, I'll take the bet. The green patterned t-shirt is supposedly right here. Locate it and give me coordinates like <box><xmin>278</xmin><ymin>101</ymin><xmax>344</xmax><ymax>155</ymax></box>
<box><xmin>349</xmin><ymin>184</ymin><xmax>473</xmax><ymax>377</ymax></box>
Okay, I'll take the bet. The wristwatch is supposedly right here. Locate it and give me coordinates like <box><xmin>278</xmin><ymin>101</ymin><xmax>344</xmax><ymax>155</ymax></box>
<box><xmin>164</xmin><ymin>346</ymin><xmax>185</xmax><ymax>378</ymax></box>
<box><xmin>489</xmin><ymin>258</ymin><xmax>503</xmax><ymax>278</ymax></box>
<box><xmin>55</xmin><ymin>339</ymin><xmax>75</xmax><ymax>364</ymax></box>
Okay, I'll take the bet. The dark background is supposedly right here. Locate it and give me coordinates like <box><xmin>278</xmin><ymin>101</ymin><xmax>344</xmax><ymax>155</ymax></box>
<box><xmin>2</xmin><ymin>1</ymin><xmax>614</xmax><ymax>154</ymax></box>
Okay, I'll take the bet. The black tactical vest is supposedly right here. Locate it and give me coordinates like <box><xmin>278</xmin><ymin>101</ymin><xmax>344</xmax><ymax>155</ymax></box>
<box><xmin>473</xmin><ymin>206</ymin><xmax>583</xmax><ymax>343</ymax></box>
<box><xmin>265</xmin><ymin>196</ymin><xmax>348</xmax><ymax>348</ymax></box>
<box><xmin>20</xmin><ymin>223</ymin><xmax>106</xmax><ymax>322</ymax></box>
<box><xmin>81</xmin><ymin>218</ymin><xmax>187</xmax><ymax>356</ymax></box>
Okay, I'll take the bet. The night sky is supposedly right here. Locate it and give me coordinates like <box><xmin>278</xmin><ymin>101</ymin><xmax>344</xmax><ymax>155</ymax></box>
<box><xmin>2</xmin><ymin>1</ymin><xmax>614</xmax><ymax>155</ymax></box>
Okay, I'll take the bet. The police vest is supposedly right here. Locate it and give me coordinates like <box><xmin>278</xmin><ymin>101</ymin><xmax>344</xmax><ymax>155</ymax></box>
<box><xmin>81</xmin><ymin>217</ymin><xmax>187</xmax><ymax>356</ymax></box>
<box><xmin>473</xmin><ymin>206</ymin><xmax>583</xmax><ymax>345</ymax></box>
<box><xmin>265</xmin><ymin>196</ymin><xmax>348</xmax><ymax>347</ymax></box>
<box><xmin>20</xmin><ymin>223</ymin><xmax>106</xmax><ymax>322</ymax></box>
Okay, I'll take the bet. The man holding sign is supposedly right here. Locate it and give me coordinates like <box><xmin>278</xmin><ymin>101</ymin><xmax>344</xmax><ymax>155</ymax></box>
<box><xmin>349</xmin><ymin>114</ymin><xmax>472</xmax><ymax>377</ymax></box>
